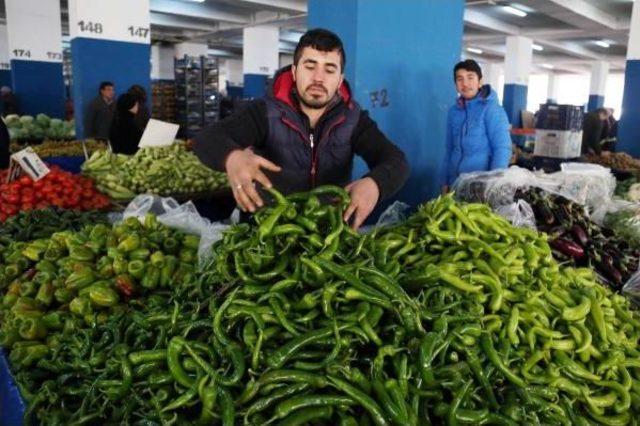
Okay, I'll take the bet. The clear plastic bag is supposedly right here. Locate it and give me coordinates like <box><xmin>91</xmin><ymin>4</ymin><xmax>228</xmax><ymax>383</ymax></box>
<box><xmin>453</xmin><ymin>167</ymin><xmax>545</xmax><ymax>207</ymax></box>
<box><xmin>375</xmin><ymin>201</ymin><xmax>411</xmax><ymax>228</ymax></box>
<box><xmin>118</xmin><ymin>194</ymin><xmax>229</xmax><ymax>263</ymax></box>
<box><xmin>556</xmin><ymin>163</ymin><xmax>616</xmax><ymax>213</ymax></box>
<box><xmin>494</xmin><ymin>200</ymin><xmax>537</xmax><ymax>229</ymax></box>
<box><xmin>623</xmin><ymin>268</ymin><xmax>640</xmax><ymax>306</ymax></box>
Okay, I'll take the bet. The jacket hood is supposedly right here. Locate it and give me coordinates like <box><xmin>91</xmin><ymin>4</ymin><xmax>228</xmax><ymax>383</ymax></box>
<box><xmin>272</xmin><ymin>65</ymin><xmax>353</xmax><ymax>110</ymax></box>
<box><xmin>456</xmin><ymin>84</ymin><xmax>497</xmax><ymax>108</ymax></box>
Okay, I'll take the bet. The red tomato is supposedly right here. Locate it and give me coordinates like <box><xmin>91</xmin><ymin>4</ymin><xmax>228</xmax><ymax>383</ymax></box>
<box><xmin>19</xmin><ymin>175</ymin><xmax>32</xmax><ymax>186</ymax></box>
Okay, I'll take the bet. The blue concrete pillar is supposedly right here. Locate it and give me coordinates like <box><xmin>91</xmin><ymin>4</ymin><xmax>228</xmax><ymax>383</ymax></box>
<box><xmin>68</xmin><ymin>0</ymin><xmax>151</xmax><ymax>138</ymax></box>
<box><xmin>5</xmin><ymin>0</ymin><xmax>65</xmax><ymax>118</ymax></box>
<box><xmin>619</xmin><ymin>1</ymin><xmax>640</xmax><ymax>156</ymax></box>
<box><xmin>588</xmin><ymin>61</ymin><xmax>608</xmax><ymax>112</ymax></box>
<box><xmin>243</xmin><ymin>22</ymin><xmax>279</xmax><ymax>98</ymax></box>
<box><xmin>503</xmin><ymin>36</ymin><xmax>532</xmax><ymax>127</ymax></box>
<box><xmin>309</xmin><ymin>0</ymin><xmax>465</xmax><ymax>205</ymax></box>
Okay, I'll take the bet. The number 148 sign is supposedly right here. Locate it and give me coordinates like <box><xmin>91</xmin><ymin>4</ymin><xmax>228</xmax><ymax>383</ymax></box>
<box><xmin>69</xmin><ymin>0</ymin><xmax>150</xmax><ymax>44</ymax></box>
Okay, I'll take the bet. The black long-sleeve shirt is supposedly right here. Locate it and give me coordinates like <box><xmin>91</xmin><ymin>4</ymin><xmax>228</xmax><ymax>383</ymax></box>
<box><xmin>193</xmin><ymin>99</ymin><xmax>409</xmax><ymax>201</ymax></box>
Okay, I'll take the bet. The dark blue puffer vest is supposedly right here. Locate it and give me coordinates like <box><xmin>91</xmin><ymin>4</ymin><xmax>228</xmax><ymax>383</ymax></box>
<box><xmin>256</xmin><ymin>67</ymin><xmax>361</xmax><ymax>195</ymax></box>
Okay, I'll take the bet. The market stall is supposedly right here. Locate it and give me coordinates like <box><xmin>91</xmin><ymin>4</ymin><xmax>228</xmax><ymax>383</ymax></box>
<box><xmin>1</xmin><ymin>183</ymin><xmax>640</xmax><ymax>424</ymax></box>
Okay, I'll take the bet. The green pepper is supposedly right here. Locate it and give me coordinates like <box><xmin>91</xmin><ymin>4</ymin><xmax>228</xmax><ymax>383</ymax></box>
<box><xmin>35</xmin><ymin>282</ymin><xmax>54</xmax><ymax>307</ymax></box>
<box><xmin>87</xmin><ymin>285</ymin><xmax>119</xmax><ymax>307</ymax></box>
<box><xmin>117</xmin><ymin>233</ymin><xmax>141</xmax><ymax>252</ymax></box>
<box><xmin>18</xmin><ymin>317</ymin><xmax>47</xmax><ymax>340</ymax></box>
<box><xmin>65</xmin><ymin>266</ymin><xmax>96</xmax><ymax>291</ymax></box>
<box><xmin>54</xmin><ymin>288</ymin><xmax>74</xmax><ymax>304</ymax></box>
<box><xmin>9</xmin><ymin>342</ymin><xmax>48</xmax><ymax>368</ymax></box>
<box><xmin>127</xmin><ymin>260</ymin><xmax>146</xmax><ymax>280</ymax></box>
<box><xmin>69</xmin><ymin>296</ymin><xmax>92</xmax><ymax>317</ymax></box>
<box><xmin>141</xmin><ymin>266</ymin><xmax>160</xmax><ymax>289</ymax></box>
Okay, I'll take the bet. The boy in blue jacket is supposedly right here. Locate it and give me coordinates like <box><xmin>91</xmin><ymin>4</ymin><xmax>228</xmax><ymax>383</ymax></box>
<box><xmin>441</xmin><ymin>60</ymin><xmax>512</xmax><ymax>193</ymax></box>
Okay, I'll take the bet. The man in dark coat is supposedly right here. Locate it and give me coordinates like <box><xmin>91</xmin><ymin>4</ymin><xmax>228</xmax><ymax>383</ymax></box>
<box><xmin>84</xmin><ymin>81</ymin><xmax>115</xmax><ymax>140</ymax></box>
<box><xmin>194</xmin><ymin>29</ymin><xmax>409</xmax><ymax>229</ymax></box>
<box><xmin>582</xmin><ymin>107</ymin><xmax>608</xmax><ymax>155</ymax></box>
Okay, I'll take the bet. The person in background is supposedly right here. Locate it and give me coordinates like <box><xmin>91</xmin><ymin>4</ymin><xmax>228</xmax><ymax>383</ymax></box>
<box><xmin>127</xmin><ymin>84</ymin><xmax>150</xmax><ymax>131</ymax></box>
<box><xmin>193</xmin><ymin>28</ymin><xmax>409</xmax><ymax>229</ymax></box>
<box><xmin>582</xmin><ymin>107</ymin><xmax>609</xmax><ymax>155</ymax></box>
<box><xmin>1</xmin><ymin>86</ymin><xmax>18</xmax><ymax>117</ymax></box>
<box><xmin>601</xmin><ymin>108</ymin><xmax>618</xmax><ymax>152</ymax></box>
<box><xmin>441</xmin><ymin>59</ymin><xmax>511</xmax><ymax>193</ymax></box>
<box><xmin>109</xmin><ymin>93</ymin><xmax>142</xmax><ymax>155</ymax></box>
<box><xmin>0</xmin><ymin>116</ymin><xmax>9</xmax><ymax>168</ymax></box>
<box><xmin>84</xmin><ymin>81</ymin><xmax>115</xmax><ymax>140</ymax></box>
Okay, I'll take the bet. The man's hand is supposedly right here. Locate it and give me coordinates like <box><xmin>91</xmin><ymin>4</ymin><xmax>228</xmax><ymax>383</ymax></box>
<box><xmin>225</xmin><ymin>148</ymin><xmax>281</xmax><ymax>212</ymax></box>
<box><xmin>343</xmin><ymin>177</ymin><xmax>380</xmax><ymax>230</ymax></box>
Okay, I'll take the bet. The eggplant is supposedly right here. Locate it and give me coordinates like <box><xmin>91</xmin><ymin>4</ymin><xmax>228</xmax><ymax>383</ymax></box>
<box><xmin>534</xmin><ymin>202</ymin><xmax>555</xmax><ymax>226</ymax></box>
<box><xmin>597</xmin><ymin>261</ymin><xmax>623</xmax><ymax>287</ymax></box>
<box><xmin>571</xmin><ymin>225</ymin><xmax>589</xmax><ymax>247</ymax></box>
<box><xmin>549</xmin><ymin>238</ymin><xmax>585</xmax><ymax>260</ymax></box>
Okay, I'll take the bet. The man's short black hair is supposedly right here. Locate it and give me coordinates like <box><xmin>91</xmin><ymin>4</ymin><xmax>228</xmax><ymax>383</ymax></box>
<box><xmin>595</xmin><ymin>107</ymin><xmax>609</xmax><ymax>116</ymax></box>
<box><xmin>454</xmin><ymin>60</ymin><xmax>483</xmax><ymax>81</ymax></box>
<box><xmin>99</xmin><ymin>81</ymin><xmax>114</xmax><ymax>92</ymax></box>
<box><xmin>293</xmin><ymin>28</ymin><xmax>345</xmax><ymax>72</ymax></box>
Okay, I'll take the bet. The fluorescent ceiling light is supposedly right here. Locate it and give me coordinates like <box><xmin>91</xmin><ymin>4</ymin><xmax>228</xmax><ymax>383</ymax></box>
<box><xmin>594</xmin><ymin>40</ymin><xmax>610</xmax><ymax>48</ymax></box>
<box><xmin>541</xmin><ymin>64</ymin><xmax>554</xmax><ymax>69</ymax></box>
<box><xmin>503</xmin><ymin>5</ymin><xmax>527</xmax><ymax>17</ymax></box>
<box><xmin>185</xmin><ymin>0</ymin><xmax>205</xmax><ymax>2</ymax></box>
<box><xmin>467</xmin><ymin>47</ymin><xmax>483</xmax><ymax>54</ymax></box>
<box><xmin>532</xmin><ymin>44</ymin><xmax>544</xmax><ymax>51</ymax></box>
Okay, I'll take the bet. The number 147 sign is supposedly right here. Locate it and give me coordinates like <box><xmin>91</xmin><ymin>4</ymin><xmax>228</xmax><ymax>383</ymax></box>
<box><xmin>69</xmin><ymin>0</ymin><xmax>150</xmax><ymax>44</ymax></box>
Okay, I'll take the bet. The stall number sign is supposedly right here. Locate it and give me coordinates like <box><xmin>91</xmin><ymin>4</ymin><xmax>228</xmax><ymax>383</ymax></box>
<box><xmin>5</xmin><ymin>0</ymin><xmax>63</xmax><ymax>63</ymax></box>
<box><xmin>69</xmin><ymin>0</ymin><xmax>150</xmax><ymax>44</ymax></box>
<box><xmin>6</xmin><ymin>147</ymin><xmax>50</xmax><ymax>183</ymax></box>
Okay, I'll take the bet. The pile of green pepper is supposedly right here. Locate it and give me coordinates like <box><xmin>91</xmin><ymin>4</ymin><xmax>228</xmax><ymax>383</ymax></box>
<box><xmin>4</xmin><ymin>186</ymin><xmax>640</xmax><ymax>425</ymax></box>
<box><xmin>0</xmin><ymin>208</ymin><xmax>109</xmax><ymax>256</ymax></box>
<box><xmin>0</xmin><ymin>214</ymin><xmax>200</xmax><ymax>370</ymax></box>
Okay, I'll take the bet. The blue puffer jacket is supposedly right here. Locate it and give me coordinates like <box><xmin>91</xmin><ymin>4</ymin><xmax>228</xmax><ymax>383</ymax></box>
<box><xmin>441</xmin><ymin>85</ymin><xmax>512</xmax><ymax>187</ymax></box>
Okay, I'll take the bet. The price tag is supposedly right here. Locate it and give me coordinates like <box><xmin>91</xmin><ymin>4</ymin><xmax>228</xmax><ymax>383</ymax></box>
<box><xmin>69</xmin><ymin>0</ymin><xmax>150</xmax><ymax>44</ymax></box>
<box><xmin>7</xmin><ymin>147</ymin><xmax>50</xmax><ymax>183</ymax></box>
<box><xmin>138</xmin><ymin>119</ymin><xmax>179</xmax><ymax>148</ymax></box>
<box><xmin>5</xmin><ymin>0</ymin><xmax>63</xmax><ymax>63</ymax></box>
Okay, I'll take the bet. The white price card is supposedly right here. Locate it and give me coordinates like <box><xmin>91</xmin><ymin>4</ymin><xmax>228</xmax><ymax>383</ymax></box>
<box><xmin>138</xmin><ymin>119</ymin><xmax>180</xmax><ymax>148</ymax></box>
<box><xmin>5</xmin><ymin>0</ymin><xmax>63</xmax><ymax>63</ymax></box>
<box><xmin>7</xmin><ymin>147</ymin><xmax>50</xmax><ymax>183</ymax></box>
<box><xmin>69</xmin><ymin>0</ymin><xmax>151</xmax><ymax>44</ymax></box>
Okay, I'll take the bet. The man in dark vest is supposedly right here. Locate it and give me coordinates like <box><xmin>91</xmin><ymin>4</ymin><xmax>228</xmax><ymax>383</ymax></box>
<box><xmin>194</xmin><ymin>28</ymin><xmax>409</xmax><ymax>229</ymax></box>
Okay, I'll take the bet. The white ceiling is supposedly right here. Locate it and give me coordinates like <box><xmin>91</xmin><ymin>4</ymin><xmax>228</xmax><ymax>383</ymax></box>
<box><xmin>0</xmin><ymin>0</ymin><xmax>635</xmax><ymax>73</ymax></box>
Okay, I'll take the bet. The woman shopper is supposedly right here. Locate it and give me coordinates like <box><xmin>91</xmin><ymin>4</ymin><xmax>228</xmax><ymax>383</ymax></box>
<box><xmin>441</xmin><ymin>59</ymin><xmax>511</xmax><ymax>193</ymax></box>
<box><xmin>127</xmin><ymin>84</ymin><xmax>151</xmax><ymax>131</ymax></box>
<box><xmin>109</xmin><ymin>93</ymin><xmax>143</xmax><ymax>155</ymax></box>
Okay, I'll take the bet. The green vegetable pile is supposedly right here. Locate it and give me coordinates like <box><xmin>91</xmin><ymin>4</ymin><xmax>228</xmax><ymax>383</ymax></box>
<box><xmin>0</xmin><ymin>215</ymin><xmax>200</xmax><ymax>363</ymax></box>
<box><xmin>10</xmin><ymin>139</ymin><xmax>107</xmax><ymax>158</ymax></box>
<box><xmin>4</xmin><ymin>114</ymin><xmax>75</xmax><ymax>141</ymax></box>
<box><xmin>82</xmin><ymin>143</ymin><xmax>228</xmax><ymax>200</ymax></box>
<box><xmin>0</xmin><ymin>208</ymin><xmax>109</xmax><ymax>255</ymax></box>
<box><xmin>3</xmin><ymin>187</ymin><xmax>640</xmax><ymax>425</ymax></box>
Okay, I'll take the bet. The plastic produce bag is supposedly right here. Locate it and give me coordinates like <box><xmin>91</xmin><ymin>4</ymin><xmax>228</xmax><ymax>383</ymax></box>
<box><xmin>494</xmin><ymin>200</ymin><xmax>536</xmax><ymax>230</ymax></box>
<box><xmin>119</xmin><ymin>194</ymin><xmax>229</xmax><ymax>263</ymax></box>
<box><xmin>375</xmin><ymin>201</ymin><xmax>411</xmax><ymax>228</ymax></box>
<box><xmin>623</xmin><ymin>268</ymin><xmax>640</xmax><ymax>306</ymax></box>
<box><xmin>453</xmin><ymin>167</ymin><xmax>549</xmax><ymax>207</ymax></box>
<box><xmin>590</xmin><ymin>200</ymin><xmax>640</xmax><ymax>249</ymax></box>
<box><xmin>556</xmin><ymin>163</ymin><xmax>616</xmax><ymax>213</ymax></box>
